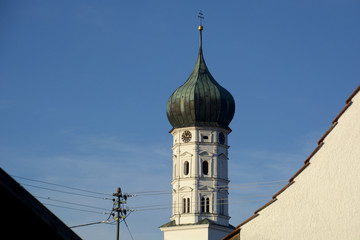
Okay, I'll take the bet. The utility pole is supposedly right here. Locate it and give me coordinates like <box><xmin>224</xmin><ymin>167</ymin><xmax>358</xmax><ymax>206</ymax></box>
<box><xmin>115</xmin><ymin>187</ymin><xmax>121</xmax><ymax>240</ymax></box>
<box><xmin>112</xmin><ymin>187</ymin><xmax>136</xmax><ymax>240</ymax></box>
<box><xmin>113</xmin><ymin>187</ymin><xmax>127</xmax><ymax>240</ymax></box>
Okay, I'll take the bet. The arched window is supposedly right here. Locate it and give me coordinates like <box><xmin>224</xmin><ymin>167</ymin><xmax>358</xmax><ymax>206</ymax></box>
<box><xmin>183</xmin><ymin>197</ymin><xmax>190</xmax><ymax>213</ymax></box>
<box><xmin>201</xmin><ymin>197</ymin><xmax>210</xmax><ymax>213</ymax></box>
<box><xmin>187</xmin><ymin>198</ymin><xmax>190</xmax><ymax>213</ymax></box>
<box><xmin>206</xmin><ymin>197</ymin><xmax>210</xmax><ymax>213</ymax></box>
<box><xmin>201</xmin><ymin>197</ymin><xmax>205</xmax><ymax>213</ymax></box>
<box><xmin>202</xmin><ymin>161</ymin><xmax>208</xmax><ymax>175</ymax></box>
<box><xmin>183</xmin><ymin>198</ymin><xmax>186</xmax><ymax>213</ymax></box>
<box><xmin>184</xmin><ymin>161</ymin><xmax>189</xmax><ymax>175</ymax></box>
<box><xmin>219</xmin><ymin>199</ymin><xmax>225</xmax><ymax>215</ymax></box>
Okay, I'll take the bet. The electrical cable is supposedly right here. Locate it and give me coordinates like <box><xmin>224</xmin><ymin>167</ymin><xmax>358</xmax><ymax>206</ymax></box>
<box><xmin>130</xmin><ymin>180</ymin><xmax>288</xmax><ymax>196</ymax></box>
<box><xmin>21</xmin><ymin>183</ymin><xmax>108</xmax><ymax>200</ymax></box>
<box><xmin>129</xmin><ymin>194</ymin><xmax>270</xmax><ymax>211</ymax></box>
<box><xmin>12</xmin><ymin>175</ymin><xmax>112</xmax><ymax>196</ymax></box>
<box><xmin>70</xmin><ymin>220</ymin><xmax>109</xmax><ymax>228</ymax></box>
<box><xmin>26</xmin><ymin>181</ymin><xmax>283</xmax><ymax>198</ymax></box>
<box><xmin>39</xmin><ymin>193</ymin><xmax>272</xmax><ymax>214</ymax></box>
<box><xmin>14</xmin><ymin>174</ymin><xmax>287</xmax><ymax>216</ymax></box>
<box><xmin>42</xmin><ymin>203</ymin><xmax>106</xmax><ymax>215</ymax></box>
<box><xmin>14</xmin><ymin>174</ymin><xmax>286</xmax><ymax>198</ymax></box>
<box><xmin>24</xmin><ymin>182</ymin><xmax>281</xmax><ymax>210</ymax></box>
<box><xmin>132</xmin><ymin>183</ymin><xmax>285</xmax><ymax>197</ymax></box>
<box><xmin>217</xmin><ymin>180</ymin><xmax>288</xmax><ymax>188</ymax></box>
<box><xmin>69</xmin><ymin>212</ymin><xmax>120</xmax><ymax>228</ymax></box>
<box><xmin>132</xmin><ymin>198</ymin><xmax>272</xmax><ymax>212</ymax></box>
<box><xmin>36</xmin><ymin>196</ymin><xmax>111</xmax><ymax>211</ymax></box>
<box><xmin>123</xmin><ymin>217</ymin><xmax>135</xmax><ymax>240</ymax></box>
<box><xmin>20</xmin><ymin>180</ymin><xmax>284</xmax><ymax>200</ymax></box>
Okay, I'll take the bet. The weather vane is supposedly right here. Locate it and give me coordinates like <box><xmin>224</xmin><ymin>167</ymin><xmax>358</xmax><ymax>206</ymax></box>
<box><xmin>198</xmin><ymin>10</ymin><xmax>204</xmax><ymax>26</ymax></box>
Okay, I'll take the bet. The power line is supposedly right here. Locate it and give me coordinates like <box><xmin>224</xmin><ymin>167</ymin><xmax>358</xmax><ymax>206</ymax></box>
<box><xmin>13</xmin><ymin>174</ymin><xmax>287</xmax><ymax>238</ymax></box>
<box><xmin>131</xmin><ymin>186</ymin><xmax>282</xmax><ymax>197</ymax></box>
<box><xmin>23</xmin><ymin>181</ymin><xmax>283</xmax><ymax>199</ymax></box>
<box><xmin>36</xmin><ymin>196</ymin><xmax>111</xmax><ymax>211</ymax></box>
<box><xmin>39</xmin><ymin>185</ymin><xmax>280</xmax><ymax>212</ymax></box>
<box><xmin>21</xmin><ymin>183</ymin><xmax>108</xmax><ymax>200</ymax></box>
<box><xmin>38</xmin><ymin>192</ymin><xmax>272</xmax><ymax>215</ymax></box>
<box><xmin>37</xmin><ymin>192</ymin><xmax>271</xmax><ymax>215</ymax></box>
<box><xmin>134</xmin><ymin>207</ymin><xmax>172</xmax><ymax>212</ymax></box>
<box><xmin>18</xmin><ymin>176</ymin><xmax>283</xmax><ymax>211</ymax></box>
<box><xmin>226</xmin><ymin>183</ymin><xmax>286</xmax><ymax>191</ymax></box>
<box><xmin>129</xmin><ymin>194</ymin><xmax>271</xmax><ymax>210</ymax></box>
<box><xmin>70</xmin><ymin>220</ymin><xmax>110</xmax><ymax>228</ymax></box>
<box><xmin>132</xmin><ymin>198</ymin><xmax>272</xmax><ymax>212</ymax></box>
<box><xmin>129</xmin><ymin>203</ymin><xmax>172</xmax><ymax>209</ymax></box>
<box><xmin>19</xmin><ymin>179</ymin><xmax>285</xmax><ymax>203</ymax></box>
<box><xmin>131</xmin><ymin>192</ymin><xmax>170</xmax><ymax>196</ymax></box>
<box><xmin>16</xmin><ymin>175</ymin><xmax>285</xmax><ymax>216</ymax></box>
<box><xmin>132</xmin><ymin>181</ymin><xmax>287</xmax><ymax>197</ymax></box>
<box><xmin>14</xmin><ymin>174</ymin><xmax>286</xmax><ymax>198</ymax></box>
<box><xmin>123</xmin><ymin>213</ymin><xmax>135</xmax><ymax>240</ymax></box>
<box><xmin>69</xmin><ymin>210</ymin><xmax>119</xmax><ymax>229</ymax></box>
<box><xmin>129</xmin><ymin>189</ymin><xmax>171</xmax><ymax>195</ymax></box>
<box><xmin>221</xmin><ymin>180</ymin><xmax>288</xmax><ymax>187</ymax></box>
<box><xmin>42</xmin><ymin>203</ymin><xmax>106</xmax><ymax>215</ymax></box>
<box><xmin>12</xmin><ymin>175</ymin><xmax>112</xmax><ymax>196</ymax></box>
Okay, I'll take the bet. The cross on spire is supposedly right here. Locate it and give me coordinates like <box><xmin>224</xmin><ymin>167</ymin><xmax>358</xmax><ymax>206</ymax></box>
<box><xmin>198</xmin><ymin>10</ymin><xmax>204</xmax><ymax>26</ymax></box>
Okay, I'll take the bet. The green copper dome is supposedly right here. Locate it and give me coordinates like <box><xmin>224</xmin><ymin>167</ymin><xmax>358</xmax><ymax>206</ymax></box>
<box><xmin>166</xmin><ymin>26</ymin><xmax>235</xmax><ymax>130</ymax></box>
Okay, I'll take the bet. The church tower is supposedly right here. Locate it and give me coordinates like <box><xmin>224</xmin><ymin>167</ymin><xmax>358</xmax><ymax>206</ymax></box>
<box><xmin>160</xmin><ymin>22</ymin><xmax>236</xmax><ymax>240</ymax></box>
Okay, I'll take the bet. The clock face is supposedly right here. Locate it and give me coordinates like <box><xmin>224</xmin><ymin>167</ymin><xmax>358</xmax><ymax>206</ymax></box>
<box><xmin>181</xmin><ymin>130</ymin><xmax>192</xmax><ymax>143</ymax></box>
<box><xmin>219</xmin><ymin>132</ymin><xmax>225</xmax><ymax>144</ymax></box>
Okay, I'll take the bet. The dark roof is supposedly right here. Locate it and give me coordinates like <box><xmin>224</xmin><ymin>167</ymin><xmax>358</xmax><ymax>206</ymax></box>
<box><xmin>166</xmin><ymin>26</ymin><xmax>235</xmax><ymax>130</ymax></box>
<box><xmin>223</xmin><ymin>84</ymin><xmax>360</xmax><ymax>240</ymax></box>
<box><xmin>0</xmin><ymin>168</ymin><xmax>82</xmax><ymax>240</ymax></box>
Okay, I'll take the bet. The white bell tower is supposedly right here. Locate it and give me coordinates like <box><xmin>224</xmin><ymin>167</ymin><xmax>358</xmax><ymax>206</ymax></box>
<box><xmin>160</xmin><ymin>127</ymin><xmax>234</xmax><ymax>240</ymax></box>
<box><xmin>160</xmin><ymin>18</ymin><xmax>236</xmax><ymax>240</ymax></box>
<box><xmin>170</xmin><ymin>127</ymin><xmax>230</xmax><ymax>226</ymax></box>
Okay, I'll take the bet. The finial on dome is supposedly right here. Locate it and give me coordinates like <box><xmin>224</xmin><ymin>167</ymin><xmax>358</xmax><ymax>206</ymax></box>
<box><xmin>198</xmin><ymin>10</ymin><xmax>204</xmax><ymax>31</ymax></box>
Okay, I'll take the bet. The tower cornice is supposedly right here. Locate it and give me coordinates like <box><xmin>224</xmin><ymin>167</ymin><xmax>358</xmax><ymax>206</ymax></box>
<box><xmin>171</xmin><ymin>177</ymin><xmax>230</xmax><ymax>186</ymax></box>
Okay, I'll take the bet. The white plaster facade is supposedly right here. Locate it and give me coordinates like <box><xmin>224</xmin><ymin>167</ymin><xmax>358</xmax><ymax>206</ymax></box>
<box><xmin>225</xmin><ymin>86</ymin><xmax>360</xmax><ymax>240</ymax></box>
<box><xmin>162</xmin><ymin>222</ymin><xmax>235</xmax><ymax>240</ymax></box>
<box><xmin>161</xmin><ymin>127</ymin><xmax>234</xmax><ymax>240</ymax></box>
<box><xmin>170</xmin><ymin>127</ymin><xmax>230</xmax><ymax>225</ymax></box>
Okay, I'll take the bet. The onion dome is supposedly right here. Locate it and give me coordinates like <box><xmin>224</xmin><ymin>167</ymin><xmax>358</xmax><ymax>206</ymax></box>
<box><xmin>166</xmin><ymin>25</ymin><xmax>235</xmax><ymax>130</ymax></box>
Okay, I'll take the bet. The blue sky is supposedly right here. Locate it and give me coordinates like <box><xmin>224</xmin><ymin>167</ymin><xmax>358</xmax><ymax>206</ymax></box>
<box><xmin>1</xmin><ymin>1</ymin><xmax>359</xmax><ymax>239</ymax></box>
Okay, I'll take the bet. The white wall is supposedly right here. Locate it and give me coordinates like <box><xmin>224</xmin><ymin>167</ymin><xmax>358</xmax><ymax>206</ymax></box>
<box><xmin>161</xmin><ymin>223</ymin><xmax>234</xmax><ymax>240</ymax></box>
<box><xmin>238</xmin><ymin>91</ymin><xmax>360</xmax><ymax>240</ymax></box>
<box><xmin>163</xmin><ymin>225</ymin><xmax>209</xmax><ymax>240</ymax></box>
<box><xmin>170</xmin><ymin>127</ymin><xmax>231</xmax><ymax>226</ymax></box>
